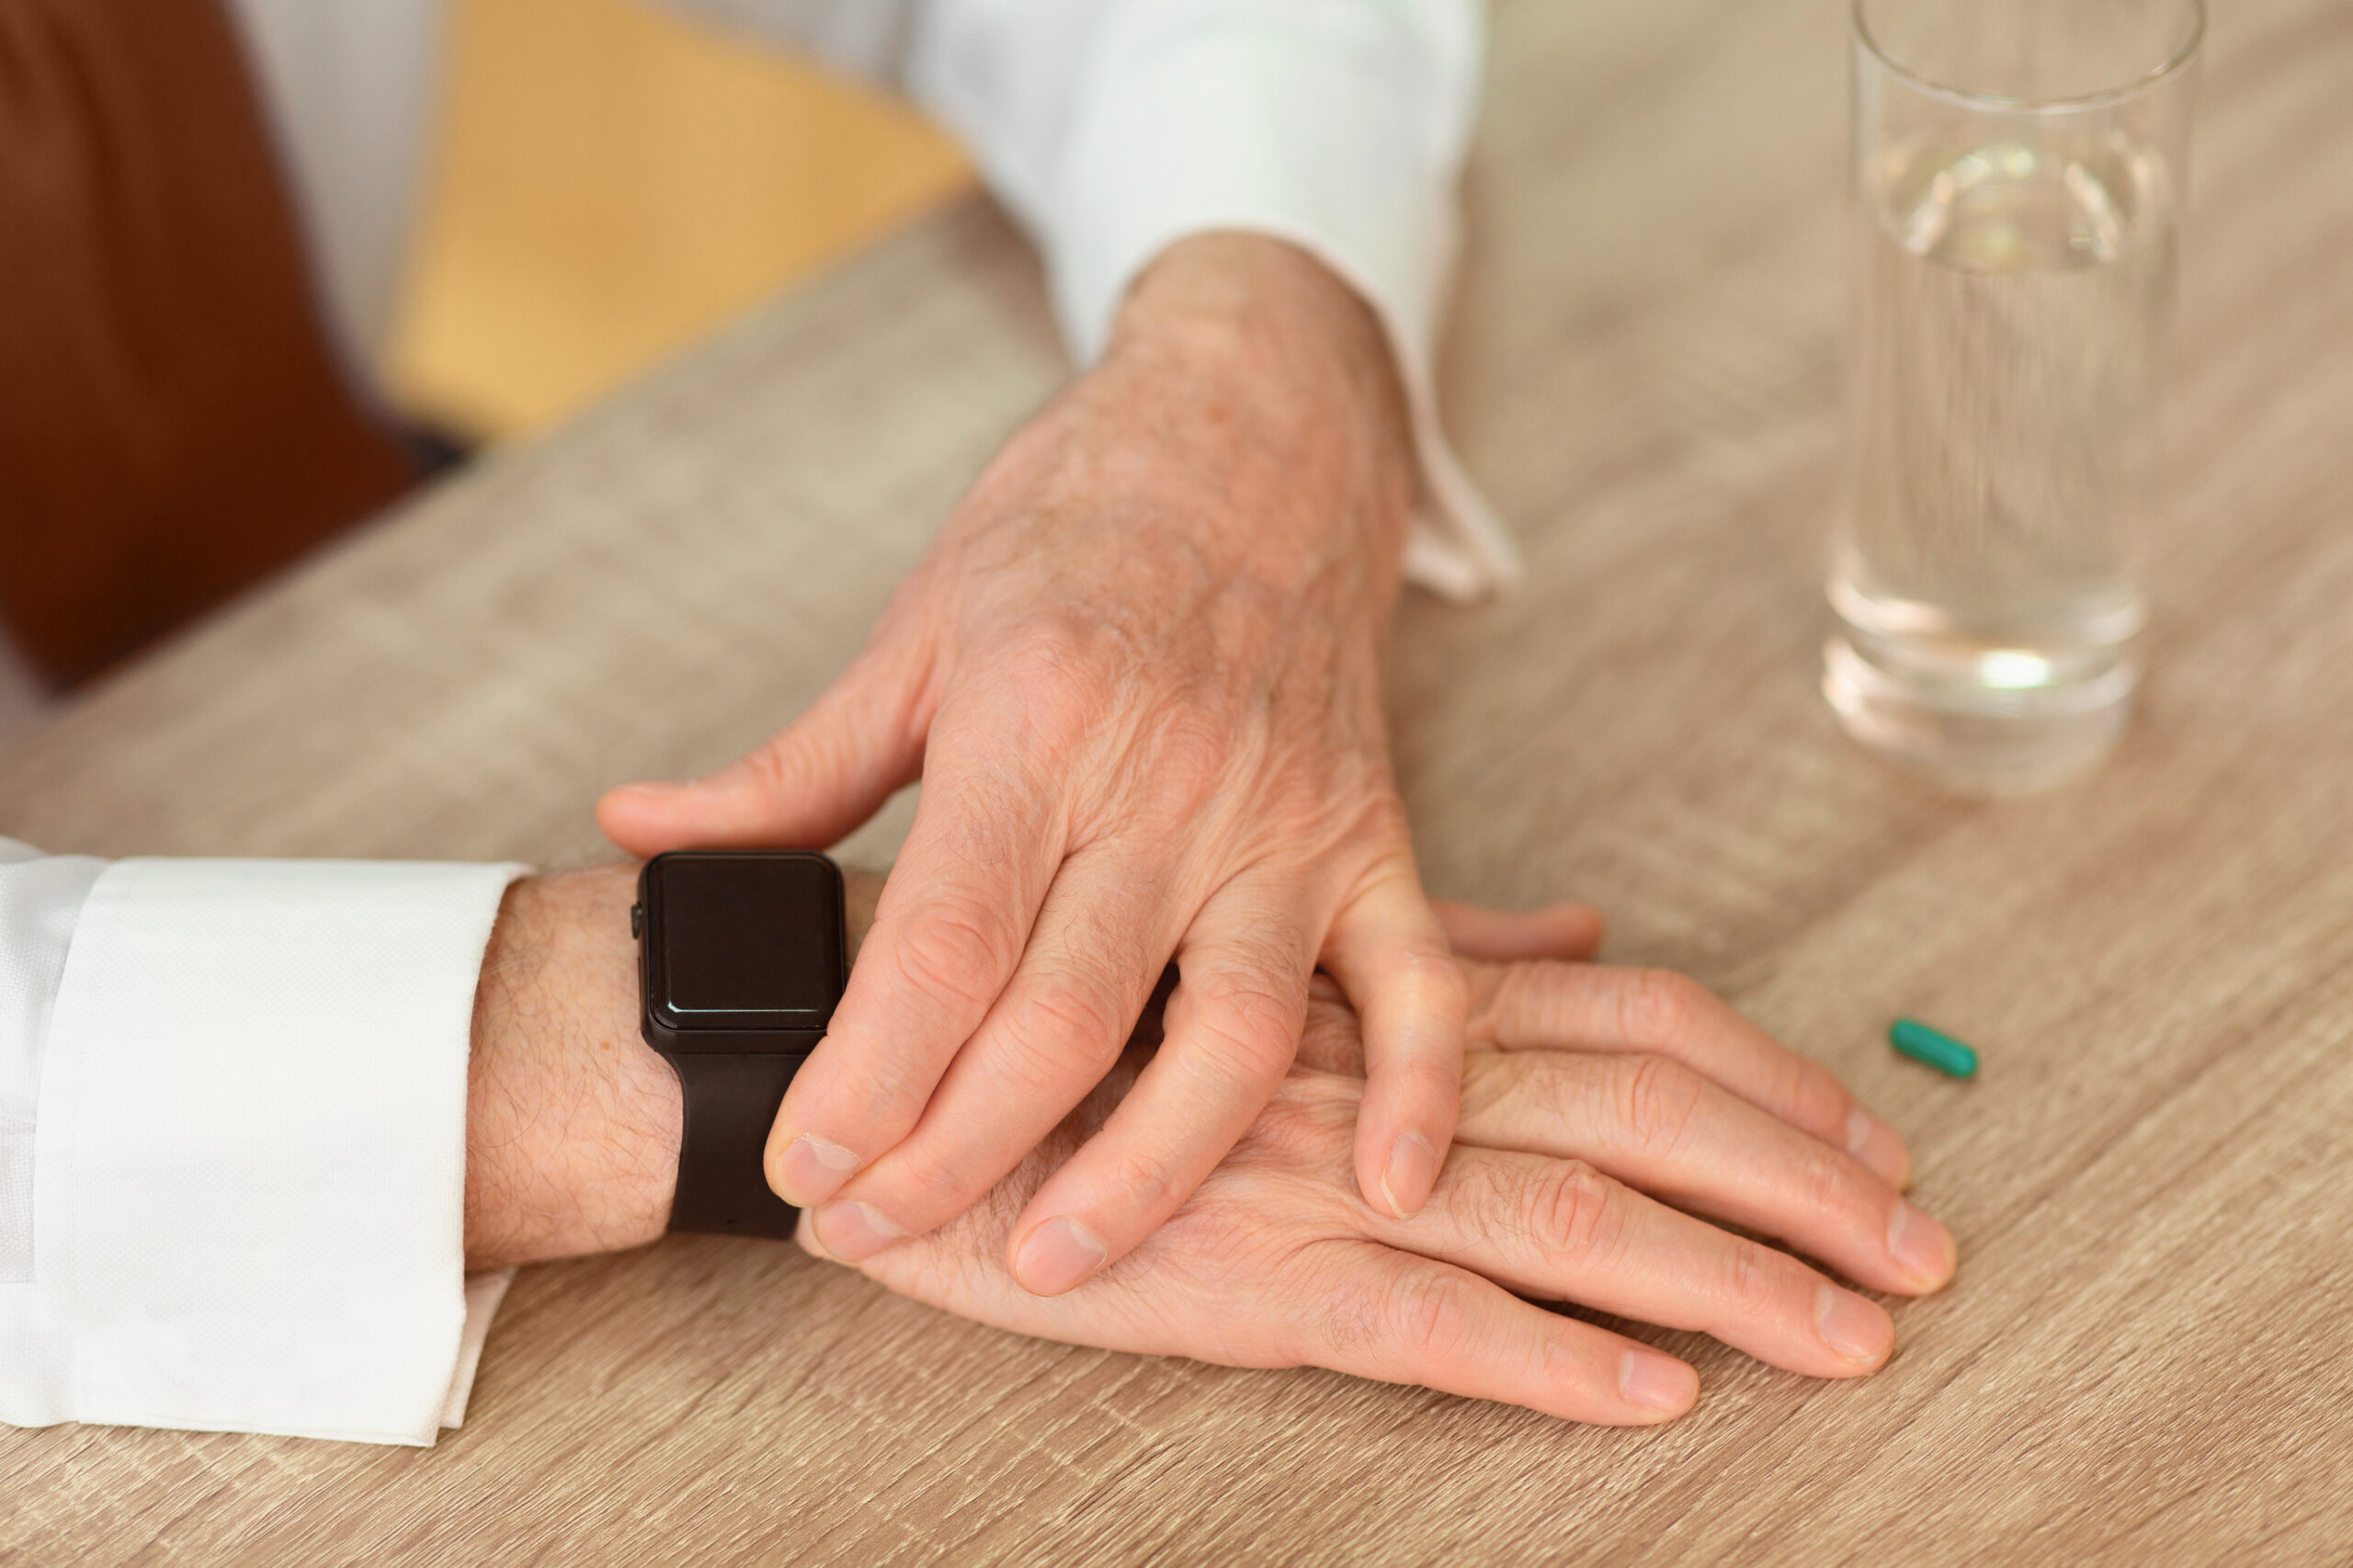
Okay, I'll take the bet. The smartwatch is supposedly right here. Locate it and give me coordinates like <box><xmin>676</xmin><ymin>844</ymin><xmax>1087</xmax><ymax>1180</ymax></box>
<box><xmin>632</xmin><ymin>850</ymin><xmax>847</xmax><ymax>1239</ymax></box>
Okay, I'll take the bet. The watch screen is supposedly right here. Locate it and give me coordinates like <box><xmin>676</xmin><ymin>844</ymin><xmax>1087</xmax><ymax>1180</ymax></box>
<box><xmin>652</xmin><ymin>853</ymin><xmax>843</xmax><ymax>1026</ymax></box>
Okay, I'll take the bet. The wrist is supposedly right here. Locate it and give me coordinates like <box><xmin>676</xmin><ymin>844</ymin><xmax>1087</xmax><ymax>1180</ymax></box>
<box><xmin>1112</xmin><ymin>234</ymin><xmax>1403</xmax><ymax>410</ymax></box>
<box><xmin>464</xmin><ymin>866</ymin><xmax>676</xmax><ymax>1268</ymax></box>
<box><xmin>1106</xmin><ymin>233</ymin><xmax>1416</xmax><ymax>574</ymax></box>
<box><xmin>463</xmin><ymin>862</ymin><xmax>884</xmax><ymax>1270</ymax></box>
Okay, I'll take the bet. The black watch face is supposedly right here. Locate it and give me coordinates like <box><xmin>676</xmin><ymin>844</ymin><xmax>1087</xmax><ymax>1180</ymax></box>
<box><xmin>641</xmin><ymin>852</ymin><xmax>845</xmax><ymax>1045</ymax></box>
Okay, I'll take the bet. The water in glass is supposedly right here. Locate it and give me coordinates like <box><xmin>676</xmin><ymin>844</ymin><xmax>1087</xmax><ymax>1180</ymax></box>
<box><xmin>1824</xmin><ymin>131</ymin><xmax>2177</xmax><ymax>790</ymax></box>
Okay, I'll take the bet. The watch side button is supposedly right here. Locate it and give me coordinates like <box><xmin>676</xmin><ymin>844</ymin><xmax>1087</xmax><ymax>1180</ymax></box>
<box><xmin>631</xmin><ymin>903</ymin><xmax>643</xmax><ymax>939</ymax></box>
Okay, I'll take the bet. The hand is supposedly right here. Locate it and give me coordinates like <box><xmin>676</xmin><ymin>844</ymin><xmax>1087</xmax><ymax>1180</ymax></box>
<box><xmin>599</xmin><ymin>233</ymin><xmax>1470</xmax><ymax>1295</ymax></box>
<box><xmin>809</xmin><ymin>908</ymin><xmax>1954</xmax><ymax>1425</ymax></box>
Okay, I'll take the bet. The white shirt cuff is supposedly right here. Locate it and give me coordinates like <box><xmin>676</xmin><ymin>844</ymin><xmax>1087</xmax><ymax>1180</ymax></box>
<box><xmin>4</xmin><ymin>858</ymin><xmax>523</xmax><ymax>1445</ymax></box>
<box><xmin>444</xmin><ymin>1267</ymin><xmax>516</xmax><ymax>1429</ymax></box>
<box><xmin>1040</xmin><ymin>18</ymin><xmax>1520</xmax><ymax>600</ymax></box>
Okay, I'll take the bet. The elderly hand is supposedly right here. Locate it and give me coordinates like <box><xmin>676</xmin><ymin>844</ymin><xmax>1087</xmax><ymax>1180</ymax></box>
<box><xmin>599</xmin><ymin>233</ymin><xmax>1469</xmax><ymax>1296</ymax></box>
<box><xmin>808</xmin><ymin>906</ymin><xmax>1952</xmax><ymax>1424</ymax></box>
<box><xmin>466</xmin><ymin>873</ymin><xmax>1951</xmax><ymax>1422</ymax></box>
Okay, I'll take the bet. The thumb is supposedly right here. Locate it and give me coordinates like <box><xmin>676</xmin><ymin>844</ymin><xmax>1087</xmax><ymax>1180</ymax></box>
<box><xmin>598</xmin><ymin>651</ymin><xmax>928</xmax><ymax>854</ymax></box>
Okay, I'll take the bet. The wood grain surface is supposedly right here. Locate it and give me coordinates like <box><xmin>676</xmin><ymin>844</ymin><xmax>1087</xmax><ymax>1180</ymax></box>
<box><xmin>5</xmin><ymin>0</ymin><xmax>2351</xmax><ymax>1562</ymax></box>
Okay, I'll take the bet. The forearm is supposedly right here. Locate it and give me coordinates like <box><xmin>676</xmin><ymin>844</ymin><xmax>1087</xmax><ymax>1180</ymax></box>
<box><xmin>462</xmin><ymin>863</ymin><xmax>883</xmax><ymax>1270</ymax></box>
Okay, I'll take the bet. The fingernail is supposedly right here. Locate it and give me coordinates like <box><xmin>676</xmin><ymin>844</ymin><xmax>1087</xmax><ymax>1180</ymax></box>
<box><xmin>813</xmin><ymin>1199</ymin><xmax>903</xmax><ymax>1261</ymax></box>
<box><xmin>1012</xmin><ymin>1216</ymin><xmax>1109</xmax><ymax>1296</ymax></box>
<box><xmin>793</xmin><ymin>1212</ymin><xmax>834</xmax><ymax>1261</ymax></box>
<box><xmin>1887</xmin><ymin>1199</ymin><xmax>1957</xmax><ymax>1290</ymax></box>
<box><xmin>611</xmin><ymin>780</ymin><xmax>688</xmax><ymax>800</ymax></box>
<box><xmin>1379</xmin><ymin>1133</ymin><xmax>1439</xmax><ymax>1220</ymax></box>
<box><xmin>1845</xmin><ymin>1107</ymin><xmax>1913</xmax><ymax>1189</ymax></box>
<box><xmin>1815</xmin><ymin>1284</ymin><xmax>1894</xmax><ymax>1367</ymax></box>
<box><xmin>1619</xmin><ymin>1350</ymin><xmax>1699</xmax><ymax>1415</ymax></box>
<box><xmin>772</xmin><ymin>1133</ymin><xmax>862</xmax><ymax>1207</ymax></box>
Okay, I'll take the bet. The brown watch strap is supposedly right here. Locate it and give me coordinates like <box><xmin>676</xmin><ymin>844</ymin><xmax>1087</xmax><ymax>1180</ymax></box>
<box><xmin>665</xmin><ymin>1052</ymin><xmax>804</xmax><ymax>1239</ymax></box>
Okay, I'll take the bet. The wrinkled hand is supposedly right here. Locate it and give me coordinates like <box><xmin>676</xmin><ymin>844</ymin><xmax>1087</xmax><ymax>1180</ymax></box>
<box><xmin>809</xmin><ymin>908</ymin><xmax>1955</xmax><ymax>1425</ymax></box>
<box><xmin>601</xmin><ymin>233</ymin><xmax>1471</xmax><ymax>1295</ymax></box>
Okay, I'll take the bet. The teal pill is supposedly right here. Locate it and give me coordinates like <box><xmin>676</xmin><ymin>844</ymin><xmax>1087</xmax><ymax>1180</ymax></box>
<box><xmin>1890</xmin><ymin>1017</ymin><xmax>1977</xmax><ymax>1079</ymax></box>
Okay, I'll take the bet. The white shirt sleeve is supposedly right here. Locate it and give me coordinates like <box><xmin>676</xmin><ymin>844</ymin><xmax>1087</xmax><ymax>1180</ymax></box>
<box><xmin>218</xmin><ymin>0</ymin><xmax>446</xmax><ymax>371</ymax></box>
<box><xmin>0</xmin><ymin>840</ymin><xmax>525</xmax><ymax>1446</ymax></box>
<box><xmin>665</xmin><ymin>0</ymin><xmax>1519</xmax><ymax>599</ymax></box>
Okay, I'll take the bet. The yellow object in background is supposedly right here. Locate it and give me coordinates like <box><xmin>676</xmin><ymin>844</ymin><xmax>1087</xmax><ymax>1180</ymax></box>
<box><xmin>385</xmin><ymin>0</ymin><xmax>973</xmax><ymax>441</ymax></box>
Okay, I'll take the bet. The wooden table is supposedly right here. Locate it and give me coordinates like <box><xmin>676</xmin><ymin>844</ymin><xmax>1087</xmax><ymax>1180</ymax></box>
<box><xmin>6</xmin><ymin>0</ymin><xmax>2351</xmax><ymax>1561</ymax></box>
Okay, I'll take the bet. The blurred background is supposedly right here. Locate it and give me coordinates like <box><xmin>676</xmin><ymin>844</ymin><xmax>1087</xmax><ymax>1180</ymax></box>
<box><xmin>386</xmin><ymin>0</ymin><xmax>970</xmax><ymax>443</ymax></box>
<box><xmin>0</xmin><ymin>0</ymin><xmax>973</xmax><ymax>744</ymax></box>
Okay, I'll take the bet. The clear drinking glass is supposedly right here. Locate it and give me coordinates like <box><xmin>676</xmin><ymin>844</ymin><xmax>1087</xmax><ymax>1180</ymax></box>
<box><xmin>1824</xmin><ymin>0</ymin><xmax>2203</xmax><ymax>792</ymax></box>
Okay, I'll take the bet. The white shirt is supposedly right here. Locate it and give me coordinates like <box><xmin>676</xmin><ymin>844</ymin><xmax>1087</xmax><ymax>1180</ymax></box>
<box><xmin>223</xmin><ymin>0</ymin><xmax>1517</xmax><ymax>597</ymax></box>
<box><xmin>1</xmin><ymin>0</ymin><xmax>1499</xmax><ymax>1448</ymax></box>
<box><xmin>0</xmin><ymin>843</ymin><xmax>523</xmax><ymax>1443</ymax></box>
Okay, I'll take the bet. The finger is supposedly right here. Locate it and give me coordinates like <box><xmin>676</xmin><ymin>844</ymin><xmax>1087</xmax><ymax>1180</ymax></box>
<box><xmin>805</xmin><ymin>841</ymin><xmax>1176</xmax><ymax>1260</ymax></box>
<box><xmin>1457</xmin><ymin>1051</ymin><xmax>1955</xmax><ymax>1295</ymax></box>
<box><xmin>1324</xmin><ymin>861</ymin><xmax>1468</xmax><ymax>1221</ymax></box>
<box><xmin>762</xmin><ymin>712</ymin><xmax>1065</xmax><ymax>1210</ymax></box>
<box><xmin>1392</xmin><ymin>1147</ymin><xmax>1902</xmax><ymax>1380</ymax></box>
<box><xmin>1432</xmin><ymin>900</ymin><xmax>1606</xmax><ymax>963</ymax></box>
<box><xmin>1468</xmin><ymin>964</ymin><xmax>1912</xmax><ymax>1189</ymax></box>
<box><xmin>1292</xmin><ymin>1244</ymin><xmax>1698</xmax><ymax>1425</ymax></box>
<box><xmin>1002</xmin><ymin>876</ymin><xmax>1313</xmax><ymax>1294</ymax></box>
<box><xmin>598</xmin><ymin>642</ymin><xmax>932</xmax><ymax>855</ymax></box>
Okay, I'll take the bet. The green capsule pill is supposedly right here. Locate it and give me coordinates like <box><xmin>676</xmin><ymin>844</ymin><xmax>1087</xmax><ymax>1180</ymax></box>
<box><xmin>1890</xmin><ymin>1017</ymin><xmax>1977</xmax><ymax>1079</ymax></box>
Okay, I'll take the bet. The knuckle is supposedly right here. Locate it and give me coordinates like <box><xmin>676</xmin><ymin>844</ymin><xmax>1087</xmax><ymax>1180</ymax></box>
<box><xmin>1029</xmin><ymin>974</ymin><xmax>1132</xmax><ymax>1052</ymax></box>
<box><xmin>1618</xmin><ymin>1055</ymin><xmax>1706</xmax><ymax>1157</ymax></box>
<box><xmin>1779</xmin><ymin>1056</ymin><xmax>1856</xmax><ymax>1133</ymax></box>
<box><xmin>892</xmin><ymin>1148</ymin><xmax>992</xmax><ymax>1221</ymax></box>
<box><xmin>891</xmin><ymin>907</ymin><xmax>1014</xmax><ymax>1017</ymax></box>
<box><xmin>1314</xmin><ymin>1267</ymin><xmax>1388</xmax><ymax>1358</ymax></box>
<box><xmin>1790</xmin><ymin>1144</ymin><xmax>1858</xmax><ymax>1229</ymax></box>
<box><xmin>995</xmin><ymin>977</ymin><xmax>1133</xmax><ymax>1088</ymax></box>
<box><xmin>1530</xmin><ymin>1159</ymin><xmax>1626</xmax><ymax>1267</ymax></box>
<box><xmin>1620</xmin><ymin>969</ymin><xmax>1712</xmax><ymax>1046</ymax></box>
<box><xmin>1385</xmin><ymin>1269</ymin><xmax>1485</xmax><ymax>1364</ymax></box>
<box><xmin>891</xmin><ymin>948</ymin><xmax>997</xmax><ymax>1027</ymax></box>
<box><xmin>1181</xmin><ymin>974</ymin><xmax>1304</xmax><ymax>1079</ymax></box>
<box><xmin>1390</xmin><ymin>932</ymin><xmax>1460</xmax><ymax>979</ymax></box>
<box><xmin>816</xmin><ymin>1057</ymin><xmax>923</xmax><ymax>1134</ymax></box>
<box><xmin>1101</xmin><ymin>1142</ymin><xmax>1181</xmax><ymax>1219</ymax></box>
<box><xmin>1384</xmin><ymin>937</ymin><xmax>1472</xmax><ymax>1018</ymax></box>
<box><xmin>1719</xmin><ymin>1241</ymin><xmax>1785</xmax><ymax>1324</ymax></box>
<box><xmin>1533</xmin><ymin>1321</ymin><xmax>1599</xmax><ymax>1391</ymax></box>
<box><xmin>996</xmin><ymin>631</ymin><xmax>1111</xmax><ymax>756</ymax></box>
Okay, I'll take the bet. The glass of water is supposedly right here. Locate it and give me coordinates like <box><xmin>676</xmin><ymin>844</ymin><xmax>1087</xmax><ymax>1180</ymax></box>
<box><xmin>1824</xmin><ymin>0</ymin><xmax>2203</xmax><ymax>792</ymax></box>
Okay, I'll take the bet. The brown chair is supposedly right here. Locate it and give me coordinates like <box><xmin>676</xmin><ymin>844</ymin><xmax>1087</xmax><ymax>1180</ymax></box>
<box><xmin>0</xmin><ymin>0</ymin><xmax>425</xmax><ymax>687</ymax></box>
